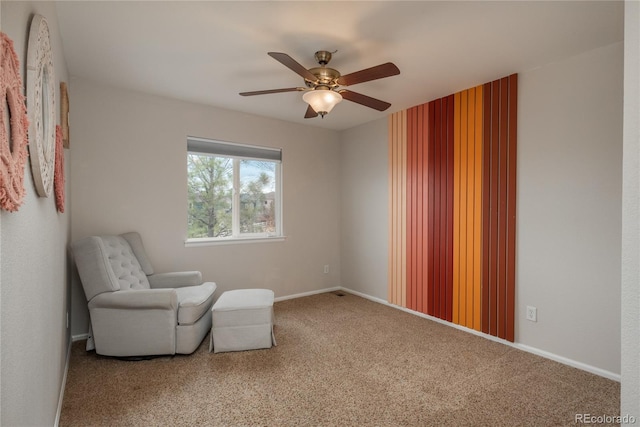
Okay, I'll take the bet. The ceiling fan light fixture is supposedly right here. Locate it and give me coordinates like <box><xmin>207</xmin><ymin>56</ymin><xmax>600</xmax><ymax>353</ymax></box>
<box><xmin>302</xmin><ymin>89</ymin><xmax>342</xmax><ymax>118</ymax></box>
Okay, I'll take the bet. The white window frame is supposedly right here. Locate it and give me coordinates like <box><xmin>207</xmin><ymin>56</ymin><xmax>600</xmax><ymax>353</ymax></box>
<box><xmin>185</xmin><ymin>136</ymin><xmax>284</xmax><ymax>247</ymax></box>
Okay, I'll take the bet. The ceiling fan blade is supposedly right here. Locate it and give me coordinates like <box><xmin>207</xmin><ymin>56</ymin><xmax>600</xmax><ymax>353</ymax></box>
<box><xmin>340</xmin><ymin>90</ymin><xmax>392</xmax><ymax>112</ymax></box>
<box><xmin>304</xmin><ymin>105</ymin><xmax>318</xmax><ymax>119</ymax></box>
<box><xmin>268</xmin><ymin>52</ymin><xmax>318</xmax><ymax>83</ymax></box>
<box><xmin>239</xmin><ymin>87</ymin><xmax>305</xmax><ymax>96</ymax></box>
<box><xmin>337</xmin><ymin>62</ymin><xmax>400</xmax><ymax>86</ymax></box>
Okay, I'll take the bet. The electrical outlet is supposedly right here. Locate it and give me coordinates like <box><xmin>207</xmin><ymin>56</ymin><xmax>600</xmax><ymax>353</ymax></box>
<box><xmin>323</xmin><ymin>265</ymin><xmax>329</xmax><ymax>274</ymax></box>
<box><xmin>526</xmin><ymin>306</ymin><xmax>537</xmax><ymax>322</ymax></box>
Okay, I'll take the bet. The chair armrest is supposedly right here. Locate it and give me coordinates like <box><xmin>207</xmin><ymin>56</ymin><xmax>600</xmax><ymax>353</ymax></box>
<box><xmin>88</xmin><ymin>289</ymin><xmax>178</xmax><ymax>311</ymax></box>
<box><xmin>148</xmin><ymin>271</ymin><xmax>203</xmax><ymax>289</ymax></box>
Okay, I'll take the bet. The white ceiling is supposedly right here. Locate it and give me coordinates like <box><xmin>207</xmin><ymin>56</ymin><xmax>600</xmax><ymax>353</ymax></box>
<box><xmin>55</xmin><ymin>1</ymin><xmax>624</xmax><ymax>131</ymax></box>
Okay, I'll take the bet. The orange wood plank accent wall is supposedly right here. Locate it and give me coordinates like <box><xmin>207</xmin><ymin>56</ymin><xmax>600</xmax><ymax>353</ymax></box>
<box><xmin>388</xmin><ymin>74</ymin><xmax>517</xmax><ymax>342</ymax></box>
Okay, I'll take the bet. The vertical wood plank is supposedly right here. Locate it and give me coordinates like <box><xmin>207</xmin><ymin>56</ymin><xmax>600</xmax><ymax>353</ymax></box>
<box><xmin>389</xmin><ymin>112</ymin><xmax>402</xmax><ymax>306</ymax></box>
<box><xmin>432</xmin><ymin>100</ymin><xmax>441</xmax><ymax>317</ymax></box>
<box><xmin>424</xmin><ymin>103</ymin><xmax>432</xmax><ymax>314</ymax></box>
<box><xmin>452</xmin><ymin>92</ymin><xmax>461</xmax><ymax>325</ymax></box>
<box><xmin>497</xmin><ymin>77</ymin><xmax>509</xmax><ymax>340</ymax></box>
<box><xmin>427</xmin><ymin>101</ymin><xmax>434</xmax><ymax>316</ymax></box>
<box><xmin>473</xmin><ymin>85</ymin><xmax>484</xmax><ymax>331</ymax></box>
<box><xmin>466</xmin><ymin>87</ymin><xmax>476</xmax><ymax>328</ymax></box>
<box><xmin>393</xmin><ymin>112</ymin><xmax>400</xmax><ymax>306</ymax></box>
<box><xmin>489</xmin><ymin>79</ymin><xmax>500</xmax><ymax>336</ymax></box>
<box><xmin>415</xmin><ymin>106</ymin><xmax>420</xmax><ymax>312</ymax></box>
<box><xmin>506</xmin><ymin>74</ymin><xmax>518</xmax><ymax>342</ymax></box>
<box><xmin>407</xmin><ymin>107</ymin><xmax>415</xmax><ymax>311</ymax></box>
<box><xmin>400</xmin><ymin>110</ymin><xmax>407</xmax><ymax>308</ymax></box>
<box><xmin>389</xmin><ymin>111</ymin><xmax>408</xmax><ymax>307</ymax></box>
<box><xmin>445</xmin><ymin>95</ymin><xmax>455</xmax><ymax>322</ymax></box>
<box><xmin>438</xmin><ymin>98</ymin><xmax>447</xmax><ymax>319</ymax></box>
<box><xmin>416</xmin><ymin>105</ymin><xmax>425</xmax><ymax>314</ymax></box>
<box><xmin>459</xmin><ymin>90</ymin><xmax>469</xmax><ymax>327</ymax></box>
<box><xmin>404</xmin><ymin>110</ymin><xmax>410</xmax><ymax>308</ymax></box>
<box><xmin>481</xmin><ymin>82</ymin><xmax>492</xmax><ymax>334</ymax></box>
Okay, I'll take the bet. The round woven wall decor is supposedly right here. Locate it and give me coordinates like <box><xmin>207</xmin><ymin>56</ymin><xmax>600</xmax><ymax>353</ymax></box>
<box><xmin>0</xmin><ymin>32</ymin><xmax>30</xmax><ymax>212</ymax></box>
<box><xmin>54</xmin><ymin>125</ymin><xmax>64</xmax><ymax>213</ymax></box>
<box><xmin>26</xmin><ymin>15</ymin><xmax>56</xmax><ymax>198</ymax></box>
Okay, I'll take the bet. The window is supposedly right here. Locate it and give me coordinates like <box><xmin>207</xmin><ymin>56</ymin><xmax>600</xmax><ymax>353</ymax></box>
<box><xmin>186</xmin><ymin>137</ymin><xmax>282</xmax><ymax>243</ymax></box>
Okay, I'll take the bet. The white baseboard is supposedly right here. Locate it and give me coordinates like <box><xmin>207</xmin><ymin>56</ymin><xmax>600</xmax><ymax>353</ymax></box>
<box><xmin>339</xmin><ymin>286</ymin><xmax>621</xmax><ymax>382</ymax></box>
<box><xmin>55</xmin><ymin>338</ymin><xmax>73</xmax><ymax>427</ymax></box>
<box><xmin>513</xmin><ymin>343</ymin><xmax>621</xmax><ymax>382</ymax></box>
<box><xmin>274</xmin><ymin>286</ymin><xmax>341</xmax><ymax>302</ymax></box>
<box><xmin>71</xmin><ymin>333</ymin><xmax>89</xmax><ymax>342</ymax></box>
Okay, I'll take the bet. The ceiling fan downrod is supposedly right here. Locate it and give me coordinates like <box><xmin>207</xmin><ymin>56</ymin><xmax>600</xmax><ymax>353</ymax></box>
<box><xmin>314</xmin><ymin>50</ymin><xmax>334</xmax><ymax>65</ymax></box>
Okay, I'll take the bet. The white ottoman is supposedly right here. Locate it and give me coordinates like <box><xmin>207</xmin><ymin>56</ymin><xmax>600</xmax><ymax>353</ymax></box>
<box><xmin>209</xmin><ymin>289</ymin><xmax>276</xmax><ymax>353</ymax></box>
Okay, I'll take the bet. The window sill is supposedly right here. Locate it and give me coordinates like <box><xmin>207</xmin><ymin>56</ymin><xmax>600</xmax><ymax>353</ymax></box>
<box><xmin>184</xmin><ymin>236</ymin><xmax>287</xmax><ymax>247</ymax></box>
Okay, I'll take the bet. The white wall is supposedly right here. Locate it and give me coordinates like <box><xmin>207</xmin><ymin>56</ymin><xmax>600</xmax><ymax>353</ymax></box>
<box><xmin>0</xmin><ymin>2</ymin><xmax>71</xmax><ymax>426</ymax></box>
<box><xmin>340</xmin><ymin>118</ymin><xmax>388</xmax><ymax>300</ymax></box>
<box><xmin>340</xmin><ymin>42</ymin><xmax>624</xmax><ymax>376</ymax></box>
<box><xmin>621</xmin><ymin>0</ymin><xmax>640</xmax><ymax>418</ymax></box>
<box><xmin>516</xmin><ymin>42</ymin><xmax>623</xmax><ymax>375</ymax></box>
<box><xmin>69</xmin><ymin>78</ymin><xmax>342</xmax><ymax>336</ymax></box>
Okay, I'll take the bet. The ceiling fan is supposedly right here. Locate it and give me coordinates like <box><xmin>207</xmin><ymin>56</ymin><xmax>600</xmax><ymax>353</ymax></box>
<box><xmin>240</xmin><ymin>51</ymin><xmax>400</xmax><ymax>119</ymax></box>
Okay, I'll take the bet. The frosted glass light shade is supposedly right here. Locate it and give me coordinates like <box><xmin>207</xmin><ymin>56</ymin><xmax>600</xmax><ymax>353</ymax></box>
<box><xmin>302</xmin><ymin>89</ymin><xmax>342</xmax><ymax>116</ymax></box>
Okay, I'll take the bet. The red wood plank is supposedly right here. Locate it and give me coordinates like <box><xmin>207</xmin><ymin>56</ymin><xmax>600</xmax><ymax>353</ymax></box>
<box><xmin>406</xmin><ymin>108</ymin><xmax>411</xmax><ymax>310</ymax></box>
<box><xmin>459</xmin><ymin>90</ymin><xmax>468</xmax><ymax>327</ymax></box>
<box><xmin>406</xmin><ymin>107</ymin><xmax>414</xmax><ymax>311</ymax></box>
<box><xmin>445</xmin><ymin>94</ymin><xmax>455</xmax><ymax>322</ymax></box>
<box><xmin>414</xmin><ymin>106</ymin><xmax>419</xmax><ymax>313</ymax></box>
<box><xmin>452</xmin><ymin>93</ymin><xmax>461</xmax><ymax>325</ymax></box>
<box><xmin>437</xmin><ymin>97</ymin><xmax>444</xmax><ymax>319</ymax></box>
<box><xmin>422</xmin><ymin>101</ymin><xmax>434</xmax><ymax>314</ymax></box>
<box><xmin>437</xmin><ymin>98</ymin><xmax>443</xmax><ymax>319</ymax></box>
<box><xmin>412</xmin><ymin>106</ymin><xmax>418</xmax><ymax>312</ymax></box>
<box><xmin>424</xmin><ymin>103</ymin><xmax>432</xmax><ymax>315</ymax></box>
<box><xmin>416</xmin><ymin>104</ymin><xmax>424</xmax><ymax>314</ymax></box>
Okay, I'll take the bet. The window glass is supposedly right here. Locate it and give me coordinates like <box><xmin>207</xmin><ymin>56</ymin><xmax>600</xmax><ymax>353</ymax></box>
<box><xmin>239</xmin><ymin>160</ymin><xmax>276</xmax><ymax>235</ymax></box>
<box><xmin>187</xmin><ymin>138</ymin><xmax>281</xmax><ymax>241</ymax></box>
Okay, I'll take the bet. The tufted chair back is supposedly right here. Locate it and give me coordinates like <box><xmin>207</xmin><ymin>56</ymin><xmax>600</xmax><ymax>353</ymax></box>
<box><xmin>100</xmin><ymin>236</ymin><xmax>150</xmax><ymax>291</ymax></box>
<box><xmin>72</xmin><ymin>234</ymin><xmax>151</xmax><ymax>301</ymax></box>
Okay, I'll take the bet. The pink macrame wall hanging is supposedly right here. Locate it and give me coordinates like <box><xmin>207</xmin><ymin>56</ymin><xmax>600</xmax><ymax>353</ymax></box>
<box><xmin>0</xmin><ymin>32</ymin><xmax>30</xmax><ymax>212</ymax></box>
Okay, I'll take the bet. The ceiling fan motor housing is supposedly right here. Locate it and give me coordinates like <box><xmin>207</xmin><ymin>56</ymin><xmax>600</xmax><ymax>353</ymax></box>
<box><xmin>305</xmin><ymin>67</ymin><xmax>341</xmax><ymax>88</ymax></box>
<box><xmin>304</xmin><ymin>50</ymin><xmax>341</xmax><ymax>88</ymax></box>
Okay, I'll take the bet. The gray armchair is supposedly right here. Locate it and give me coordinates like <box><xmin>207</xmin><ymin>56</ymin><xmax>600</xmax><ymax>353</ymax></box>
<box><xmin>71</xmin><ymin>232</ymin><xmax>217</xmax><ymax>357</ymax></box>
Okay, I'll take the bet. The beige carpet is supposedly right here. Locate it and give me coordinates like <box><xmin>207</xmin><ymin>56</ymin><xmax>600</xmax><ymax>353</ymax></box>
<box><xmin>60</xmin><ymin>292</ymin><xmax>619</xmax><ymax>426</ymax></box>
